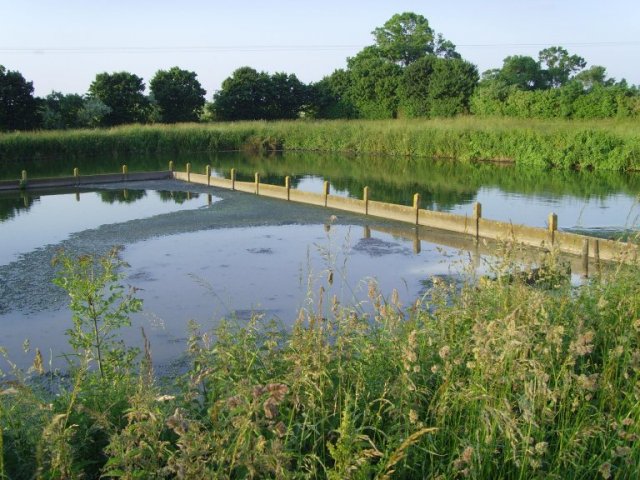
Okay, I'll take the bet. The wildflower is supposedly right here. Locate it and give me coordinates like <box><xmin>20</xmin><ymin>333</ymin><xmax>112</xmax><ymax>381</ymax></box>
<box><xmin>613</xmin><ymin>446</ymin><xmax>631</xmax><ymax>457</ymax></box>
<box><xmin>409</xmin><ymin>409</ymin><xmax>418</xmax><ymax>424</ymax></box>
<box><xmin>166</xmin><ymin>408</ymin><xmax>189</xmax><ymax>435</ymax></box>
<box><xmin>570</xmin><ymin>330</ymin><xmax>595</xmax><ymax>357</ymax></box>
<box><xmin>155</xmin><ymin>394</ymin><xmax>176</xmax><ymax>402</ymax></box>
<box><xmin>438</xmin><ymin>345</ymin><xmax>450</xmax><ymax>360</ymax></box>
<box><xmin>274</xmin><ymin>421</ymin><xmax>287</xmax><ymax>437</ymax></box>
<box><xmin>266</xmin><ymin>383</ymin><xmax>289</xmax><ymax>403</ymax></box>
<box><xmin>263</xmin><ymin>397</ymin><xmax>279</xmax><ymax>419</ymax></box>
<box><xmin>227</xmin><ymin>395</ymin><xmax>243</xmax><ymax>409</ymax></box>
<box><xmin>576</xmin><ymin>373</ymin><xmax>599</xmax><ymax>392</ymax></box>
<box><xmin>599</xmin><ymin>462</ymin><xmax>612</xmax><ymax>479</ymax></box>
<box><xmin>252</xmin><ymin>385</ymin><xmax>266</xmax><ymax>399</ymax></box>
<box><xmin>391</xmin><ymin>288</ymin><xmax>399</xmax><ymax>307</ymax></box>
<box><xmin>534</xmin><ymin>441</ymin><xmax>548</xmax><ymax>455</ymax></box>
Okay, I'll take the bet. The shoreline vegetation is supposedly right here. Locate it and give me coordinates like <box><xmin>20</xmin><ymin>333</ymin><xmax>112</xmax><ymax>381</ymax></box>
<box><xmin>1</xmin><ymin>249</ymin><xmax>639</xmax><ymax>478</ymax></box>
<box><xmin>1</xmin><ymin>117</ymin><xmax>640</xmax><ymax>172</ymax></box>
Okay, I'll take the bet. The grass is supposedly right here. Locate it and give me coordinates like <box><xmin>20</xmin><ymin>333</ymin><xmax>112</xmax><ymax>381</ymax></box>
<box><xmin>1</xmin><ymin>117</ymin><xmax>639</xmax><ymax>171</ymax></box>
<box><xmin>1</xmin><ymin>246</ymin><xmax>639</xmax><ymax>478</ymax></box>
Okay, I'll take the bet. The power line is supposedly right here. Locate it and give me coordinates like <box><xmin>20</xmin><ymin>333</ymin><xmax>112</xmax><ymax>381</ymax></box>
<box><xmin>0</xmin><ymin>41</ymin><xmax>638</xmax><ymax>54</ymax></box>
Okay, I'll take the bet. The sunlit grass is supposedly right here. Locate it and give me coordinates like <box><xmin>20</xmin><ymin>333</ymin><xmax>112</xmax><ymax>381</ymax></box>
<box><xmin>1</xmin><ymin>247</ymin><xmax>639</xmax><ymax>478</ymax></box>
<box><xmin>1</xmin><ymin>117</ymin><xmax>639</xmax><ymax>171</ymax></box>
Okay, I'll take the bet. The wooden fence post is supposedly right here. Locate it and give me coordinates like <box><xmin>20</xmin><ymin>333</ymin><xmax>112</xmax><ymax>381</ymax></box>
<box><xmin>548</xmin><ymin>213</ymin><xmax>558</xmax><ymax>244</ymax></box>
<box><xmin>363</xmin><ymin>186</ymin><xmax>370</xmax><ymax>215</ymax></box>
<box><xmin>582</xmin><ymin>239</ymin><xmax>589</xmax><ymax>278</ymax></box>
<box><xmin>323</xmin><ymin>180</ymin><xmax>330</xmax><ymax>207</ymax></box>
<box><xmin>186</xmin><ymin>163</ymin><xmax>191</xmax><ymax>183</ymax></box>
<box><xmin>231</xmin><ymin>168</ymin><xmax>236</xmax><ymax>190</ymax></box>
<box><xmin>473</xmin><ymin>202</ymin><xmax>482</xmax><ymax>240</ymax></box>
<box><xmin>285</xmin><ymin>176</ymin><xmax>291</xmax><ymax>200</ymax></box>
<box><xmin>413</xmin><ymin>193</ymin><xmax>421</xmax><ymax>225</ymax></box>
<box><xmin>206</xmin><ymin>165</ymin><xmax>211</xmax><ymax>186</ymax></box>
<box><xmin>255</xmin><ymin>172</ymin><xmax>260</xmax><ymax>194</ymax></box>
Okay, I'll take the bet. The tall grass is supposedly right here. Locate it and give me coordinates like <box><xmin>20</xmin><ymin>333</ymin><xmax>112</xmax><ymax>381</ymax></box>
<box><xmin>1</xmin><ymin>247</ymin><xmax>639</xmax><ymax>478</ymax></box>
<box><xmin>1</xmin><ymin>117</ymin><xmax>639</xmax><ymax>171</ymax></box>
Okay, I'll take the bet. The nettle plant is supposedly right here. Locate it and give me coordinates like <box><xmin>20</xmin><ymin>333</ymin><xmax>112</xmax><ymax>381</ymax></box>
<box><xmin>52</xmin><ymin>247</ymin><xmax>142</xmax><ymax>379</ymax></box>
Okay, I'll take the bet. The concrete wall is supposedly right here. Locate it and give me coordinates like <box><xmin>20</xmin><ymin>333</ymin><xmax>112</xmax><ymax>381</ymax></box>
<box><xmin>178</xmin><ymin>169</ymin><xmax>638</xmax><ymax>265</ymax></box>
<box><xmin>0</xmin><ymin>171</ymin><xmax>172</xmax><ymax>192</ymax></box>
<box><xmin>4</xmin><ymin>165</ymin><xmax>635</xmax><ymax>266</ymax></box>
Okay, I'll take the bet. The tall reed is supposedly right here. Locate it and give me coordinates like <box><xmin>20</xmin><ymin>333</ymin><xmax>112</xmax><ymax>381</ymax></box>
<box><xmin>1</xmin><ymin>118</ymin><xmax>639</xmax><ymax>171</ymax></box>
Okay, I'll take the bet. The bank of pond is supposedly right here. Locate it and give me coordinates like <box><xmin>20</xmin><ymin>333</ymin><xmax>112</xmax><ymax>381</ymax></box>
<box><xmin>1</xmin><ymin>247</ymin><xmax>639</xmax><ymax>479</ymax></box>
<box><xmin>1</xmin><ymin>117</ymin><xmax>639</xmax><ymax>171</ymax></box>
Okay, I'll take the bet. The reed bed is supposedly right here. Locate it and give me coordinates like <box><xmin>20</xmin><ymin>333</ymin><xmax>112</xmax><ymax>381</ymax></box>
<box><xmin>1</xmin><ymin>247</ymin><xmax>639</xmax><ymax>478</ymax></box>
<box><xmin>1</xmin><ymin>117</ymin><xmax>639</xmax><ymax>171</ymax></box>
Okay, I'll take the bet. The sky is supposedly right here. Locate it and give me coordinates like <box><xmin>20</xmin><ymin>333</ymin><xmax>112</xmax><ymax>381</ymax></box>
<box><xmin>1</xmin><ymin>0</ymin><xmax>639</xmax><ymax>98</ymax></box>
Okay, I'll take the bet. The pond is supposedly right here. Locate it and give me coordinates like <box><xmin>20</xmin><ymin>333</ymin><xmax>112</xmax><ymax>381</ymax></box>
<box><xmin>1</xmin><ymin>151</ymin><xmax>639</xmax><ymax>372</ymax></box>
<box><xmin>0</xmin><ymin>181</ymin><xmax>472</xmax><ymax>372</ymax></box>
<box><xmin>4</xmin><ymin>150</ymin><xmax>639</xmax><ymax>237</ymax></box>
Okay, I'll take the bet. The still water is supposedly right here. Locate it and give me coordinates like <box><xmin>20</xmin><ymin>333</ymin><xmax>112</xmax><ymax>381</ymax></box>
<box><xmin>0</xmin><ymin>182</ymin><xmax>469</xmax><ymax>371</ymax></box>
<box><xmin>1</xmin><ymin>151</ymin><xmax>639</xmax><ymax>371</ymax></box>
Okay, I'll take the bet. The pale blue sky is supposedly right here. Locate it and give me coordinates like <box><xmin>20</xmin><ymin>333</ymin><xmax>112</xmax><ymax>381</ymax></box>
<box><xmin>1</xmin><ymin>0</ymin><xmax>638</xmax><ymax>97</ymax></box>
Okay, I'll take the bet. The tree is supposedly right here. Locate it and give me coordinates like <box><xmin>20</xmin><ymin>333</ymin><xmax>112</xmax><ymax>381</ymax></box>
<box><xmin>399</xmin><ymin>57</ymin><xmax>477</xmax><ymax>117</ymax></box>
<box><xmin>307</xmin><ymin>71</ymin><xmax>358</xmax><ymax>119</ymax></box>
<box><xmin>40</xmin><ymin>91</ymin><xmax>85</xmax><ymax>129</ymax></box>
<box><xmin>573</xmin><ymin>65</ymin><xmax>614</xmax><ymax>90</ymax></box>
<box><xmin>213</xmin><ymin>67</ymin><xmax>270</xmax><ymax>120</ymax></box>
<box><xmin>498</xmin><ymin>55</ymin><xmax>546</xmax><ymax>90</ymax></box>
<box><xmin>538</xmin><ymin>46</ymin><xmax>586</xmax><ymax>88</ymax></box>
<box><xmin>88</xmin><ymin>71</ymin><xmax>149</xmax><ymax>126</ymax></box>
<box><xmin>77</xmin><ymin>98</ymin><xmax>112</xmax><ymax>128</ymax></box>
<box><xmin>212</xmin><ymin>67</ymin><xmax>308</xmax><ymax>121</ymax></box>
<box><xmin>265</xmin><ymin>72</ymin><xmax>308</xmax><ymax>119</ymax></box>
<box><xmin>149</xmin><ymin>67</ymin><xmax>206</xmax><ymax>123</ymax></box>
<box><xmin>372</xmin><ymin>12</ymin><xmax>459</xmax><ymax>66</ymax></box>
<box><xmin>398</xmin><ymin>56</ymin><xmax>436</xmax><ymax>117</ymax></box>
<box><xmin>0</xmin><ymin>65</ymin><xmax>41</xmax><ymax>131</ymax></box>
<box><xmin>427</xmin><ymin>58</ymin><xmax>478</xmax><ymax>116</ymax></box>
<box><xmin>345</xmin><ymin>46</ymin><xmax>403</xmax><ymax>118</ymax></box>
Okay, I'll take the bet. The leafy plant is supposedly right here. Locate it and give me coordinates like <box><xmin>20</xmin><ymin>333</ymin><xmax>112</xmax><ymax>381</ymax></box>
<box><xmin>52</xmin><ymin>247</ymin><xmax>142</xmax><ymax>379</ymax></box>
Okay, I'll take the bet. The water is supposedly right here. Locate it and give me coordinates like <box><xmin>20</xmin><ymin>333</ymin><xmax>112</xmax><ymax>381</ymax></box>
<box><xmin>1</xmin><ymin>151</ymin><xmax>639</xmax><ymax>371</ymax></box>
<box><xmin>0</xmin><ymin>181</ymin><xmax>470</xmax><ymax>371</ymax></box>
<box><xmin>4</xmin><ymin>150</ymin><xmax>639</xmax><ymax>236</ymax></box>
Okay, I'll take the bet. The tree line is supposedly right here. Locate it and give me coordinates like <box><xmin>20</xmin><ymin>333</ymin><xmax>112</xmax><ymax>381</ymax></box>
<box><xmin>1</xmin><ymin>12</ymin><xmax>638</xmax><ymax>132</ymax></box>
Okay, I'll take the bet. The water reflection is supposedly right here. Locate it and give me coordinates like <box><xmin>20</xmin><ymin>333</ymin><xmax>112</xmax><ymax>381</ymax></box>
<box><xmin>0</xmin><ymin>188</ymin><xmax>203</xmax><ymax>220</ymax></box>
<box><xmin>2</xmin><ymin>150</ymin><xmax>639</xmax><ymax>235</ymax></box>
<box><xmin>0</xmin><ymin>189</ymin><xmax>211</xmax><ymax>266</ymax></box>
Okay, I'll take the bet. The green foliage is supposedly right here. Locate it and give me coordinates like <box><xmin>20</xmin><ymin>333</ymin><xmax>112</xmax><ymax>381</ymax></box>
<box><xmin>1</xmin><ymin>118</ymin><xmax>639</xmax><ymax>172</ymax></box>
<box><xmin>344</xmin><ymin>46</ymin><xmax>403</xmax><ymax>119</ymax></box>
<box><xmin>499</xmin><ymin>55</ymin><xmax>547</xmax><ymax>90</ymax></box>
<box><xmin>372</xmin><ymin>12</ymin><xmax>459</xmax><ymax>65</ymax></box>
<box><xmin>2</xmin><ymin>249</ymin><xmax>640</xmax><ymax>478</ymax></box>
<box><xmin>77</xmin><ymin>97</ymin><xmax>112</xmax><ymax>128</ymax></box>
<box><xmin>40</xmin><ymin>91</ymin><xmax>86</xmax><ymax>130</ymax></box>
<box><xmin>538</xmin><ymin>46</ymin><xmax>586</xmax><ymax>87</ymax></box>
<box><xmin>212</xmin><ymin>67</ymin><xmax>308</xmax><ymax>121</ymax></box>
<box><xmin>149</xmin><ymin>67</ymin><xmax>206</xmax><ymax>123</ymax></box>
<box><xmin>52</xmin><ymin>248</ymin><xmax>142</xmax><ymax>379</ymax></box>
<box><xmin>88</xmin><ymin>72</ymin><xmax>150</xmax><ymax>126</ymax></box>
<box><xmin>0</xmin><ymin>65</ymin><xmax>41</xmax><ymax>131</ymax></box>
